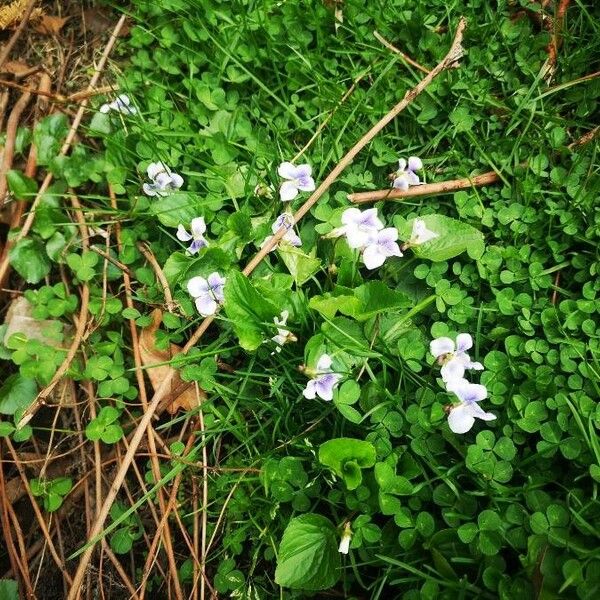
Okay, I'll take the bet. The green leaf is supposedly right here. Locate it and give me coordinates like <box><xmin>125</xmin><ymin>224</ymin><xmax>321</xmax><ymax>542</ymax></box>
<box><xmin>0</xmin><ymin>375</ymin><xmax>37</xmax><ymax>416</ymax></box>
<box><xmin>0</xmin><ymin>579</ymin><xmax>19</xmax><ymax>600</ymax></box>
<box><xmin>374</xmin><ymin>462</ymin><xmax>413</xmax><ymax>495</ymax></box>
<box><xmin>34</xmin><ymin>114</ymin><xmax>69</xmax><ymax>165</ymax></box>
<box><xmin>318</xmin><ymin>438</ymin><xmax>376</xmax><ymax>490</ymax></box>
<box><xmin>6</xmin><ymin>170</ymin><xmax>37</xmax><ymax>200</ymax></box>
<box><xmin>396</xmin><ymin>215</ymin><xmax>485</xmax><ymax>261</ymax></box>
<box><xmin>457</xmin><ymin>522</ymin><xmax>478</xmax><ymax>543</ymax></box>
<box><xmin>275</xmin><ymin>514</ymin><xmax>340</xmax><ymax>590</ymax></box>
<box><xmin>89</xmin><ymin>112</ymin><xmax>112</xmax><ymax>136</ymax></box>
<box><xmin>110</xmin><ymin>528</ymin><xmax>134</xmax><ymax>554</ymax></box>
<box><xmin>9</xmin><ymin>238</ymin><xmax>51</xmax><ymax>284</ymax></box>
<box><xmin>223</xmin><ymin>270</ymin><xmax>278</xmax><ymax>351</ymax></box>
<box><xmin>278</xmin><ymin>245</ymin><xmax>321</xmax><ymax>286</ymax></box>
<box><xmin>150</xmin><ymin>192</ymin><xmax>200</xmax><ymax>227</ymax></box>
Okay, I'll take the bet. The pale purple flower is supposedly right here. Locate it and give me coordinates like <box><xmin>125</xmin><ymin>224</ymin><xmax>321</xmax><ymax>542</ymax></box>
<box><xmin>362</xmin><ymin>227</ymin><xmax>402</xmax><ymax>270</ymax></box>
<box><xmin>331</xmin><ymin>207</ymin><xmax>384</xmax><ymax>249</ymax></box>
<box><xmin>302</xmin><ymin>354</ymin><xmax>341</xmax><ymax>401</ymax></box>
<box><xmin>100</xmin><ymin>94</ymin><xmax>137</xmax><ymax>115</ymax></box>
<box><xmin>410</xmin><ymin>218</ymin><xmax>438</xmax><ymax>245</ymax></box>
<box><xmin>430</xmin><ymin>333</ymin><xmax>484</xmax><ymax>384</ymax></box>
<box><xmin>278</xmin><ymin>162</ymin><xmax>316</xmax><ymax>201</ymax></box>
<box><xmin>187</xmin><ymin>272</ymin><xmax>226</xmax><ymax>317</ymax></box>
<box><xmin>392</xmin><ymin>156</ymin><xmax>423</xmax><ymax>191</ymax></box>
<box><xmin>271</xmin><ymin>310</ymin><xmax>297</xmax><ymax>352</ymax></box>
<box><xmin>261</xmin><ymin>213</ymin><xmax>302</xmax><ymax>251</ymax></box>
<box><xmin>177</xmin><ymin>217</ymin><xmax>208</xmax><ymax>254</ymax></box>
<box><xmin>143</xmin><ymin>162</ymin><xmax>184</xmax><ymax>197</ymax></box>
<box><xmin>446</xmin><ymin>379</ymin><xmax>496</xmax><ymax>434</ymax></box>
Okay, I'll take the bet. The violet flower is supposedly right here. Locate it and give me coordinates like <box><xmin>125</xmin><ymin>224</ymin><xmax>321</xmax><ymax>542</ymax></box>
<box><xmin>409</xmin><ymin>218</ymin><xmax>438</xmax><ymax>245</ymax></box>
<box><xmin>393</xmin><ymin>156</ymin><xmax>423</xmax><ymax>191</ymax></box>
<box><xmin>446</xmin><ymin>379</ymin><xmax>496</xmax><ymax>434</ymax></box>
<box><xmin>362</xmin><ymin>227</ymin><xmax>403</xmax><ymax>270</ymax></box>
<box><xmin>302</xmin><ymin>354</ymin><xmax>341</xmax><ymax>401</ymax></box>
<box><xmin>177</xmin><ymin>217</ymin><xmax>209</xmax><ymax>254</ymax></box>
<box><xmin>271</xmin><ymin>310</ymin><xmax>297</xmax><ymax>352</ymax></box>
<box><xmin>99</xmin><ymin>94</ymin><xmax>137</xmax><ymax>115</ymax></box>
<box><xmin>187</xmin><ymin>272</ymin><xmax>226</xmax><ymax>317</ymax></box>
<box><xmin>430</xmin><ymin>333</ymin><xmax>484</xmax><ymax>384</ymax></box>
<box><xmin>143</xmin><ymin>162</ymin><xmax>184</xmax><ymax>197</ymax></box>
<box><xmin>278</xmin><ymin>162</ymin><xmax>316</xmax><ymax>201</ymax></box>
<box><xmin>331</xmin><ymin>207</ymin><xmax>384</xmax><ymax>249</ymax></box>
<box><xmin>262</xmin><ymin>213</ymin><xmax>302</xmax><ymax>251</ymax></box>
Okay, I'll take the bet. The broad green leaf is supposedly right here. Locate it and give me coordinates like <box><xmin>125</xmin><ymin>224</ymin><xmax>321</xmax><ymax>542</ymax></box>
<box><xmin>9</xmin><ymin>238</ymin><xmax>51</xmax><ymax>284</ymax></box>
<box><xmin>319</xmin><ymin>438</ymin><xmax>376</xmax><ymax>490</ymax></box>
<box><xmin>6</xmin><ymin>170</ymin><xmax>37</xmax><ymax>200</ymax></box>
<box><xmin>34</xmin><ymin>114</ymin><xmax>69</xmax><ymax>165</ymax></box>
<box><xmin>223</xmin><ymin>271</ymin><xmax>279</xmax><ymax>351</ymax></box>
<box><xmin>395</xmin><ymin>215</ymin><xmax>485</xmax><ymax>261</ymax></box>
<box><xmin>0</xmin><ymin>579</ymin><xmax>19</xmax><ymax>600</ymax></box>
<box><xmin>0</xmin><ymin>375</ymin><xmax>37</xmax><ymax>416</ymax></box>
<box><xmin>275</xmin><ymin>514</ymin><xmax>340</xmax><ymax>590</ymax></box>
<box><xmin>89</xmin><ymin>112</ymin><xmax>112</xmax><ymax>136</ymax></box>
<box><xmin>150</xmin><ymin>192</ymin><xmax>201</xmax><ymax>227</ymax></box>
<box><xmin>278</xmin><ymin>245</ymin><xmax>321</xmax><ymax>285</ymax></box>
<box><xmin>110</xmin><ymin>528</ymin><xmax>134</xmax><ymax>554</ymax></box>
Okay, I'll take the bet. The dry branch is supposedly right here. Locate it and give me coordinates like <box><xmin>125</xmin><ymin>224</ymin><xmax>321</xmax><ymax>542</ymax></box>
<box><xmin>348</xmin><ymin>170</ymin><xmax>500</xmax><ymax>203</ymax></box>
<box><xmin>66</xmin><ymin>18</ymin><xmax>467</xmax><ymax>599</ymax></box>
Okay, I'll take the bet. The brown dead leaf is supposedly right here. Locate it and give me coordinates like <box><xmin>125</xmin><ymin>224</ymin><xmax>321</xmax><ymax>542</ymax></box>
<box><xmin>0</xmin><ymin>60</ymin><xmax>31</xmax><ymax>76</ymax></box>
<box><xmin>34</xmin><ymin>14</ymin><xmax>69</xmax><ymax>35</ymax></box>
<box><xmin>139</xmin><ymin>309</ymin><xmax>205</xmax><ymax>414</ymax></box>
<box><xmin>82</xmin><ymin>8</ymin><xmax>131</xmax><ymax>37</ymax></box>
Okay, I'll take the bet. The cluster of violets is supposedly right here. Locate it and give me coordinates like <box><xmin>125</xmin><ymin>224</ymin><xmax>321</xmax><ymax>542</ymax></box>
<box><xmin>430</xmin><ymin>333</ymin><xmax>496</xmax><ymax>434</ymax></box>
<box><xmin>104</xmin><ymin>96</ymin><xmax>496</xmax><ymax>555</ymax></box>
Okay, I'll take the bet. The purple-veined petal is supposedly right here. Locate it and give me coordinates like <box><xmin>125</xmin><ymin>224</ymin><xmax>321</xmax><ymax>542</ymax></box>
<box><xmin>455</xmin><ymin>333</ymin><xmax>474</xmax><ymax>353</ymax></box>
<box><xmin>302</xmin><ymin>379</ymin><xmax>318</xmax><ymax>399</ymax></box>
<box><xmin>441</xmin><ymin>359</ymin><xmax>466</xmax><ymax>384</ymax></box>
<box><xmin>154</xmin><ymin>172</ymin><xmax>173</xmax><ymax>189</ymax></box>
<box><xmin>407</xmin><ymin>156</ymin><xmax>423</xmax><ymax>171</ymax></box>
<box><xmin>195</xmin><ymin>294</ymin><xmax>218</xmax><ymax>317</ymax></box>
<box><xmin>296</xmin><ymin>174</ymin><xmax>316</xmax><ymax>192</ymax></box>
<box><xmin>279</xmin><ymin>180</ymin><xmax>299</xmax><ymax>202</ymax></box>
<box><xmin>191</xmin><ymin>217</ymin><xmax>206</xmax><ymax>237</ymax></box>
<box><xmin>392</xmin><ymin>175</ymin><xmax>409</xmax><ymax>191</ymax></box>
<box><xmin>447</xmin><ymin>380</ymin><xmax>488</xmax><ymax>404</ymax></box>
<box><xmin>362</xmin><ymin>244</ymin><xmax>386</xmax><ymax>269</ymax></box>
<box><xmin>295</xmin><ymin>164</ymin><xmax>312</xmax><ymax>179</ymax></box>
<box><xmin>187</xmin><ymin>276</ymin><xmax>209</xmax><ymax>298</ymax></box>
<box><xmin>278</xmin><ymin>161</ymin><xmax>298</xmax><ymax>180</ymax></box>
<box><xmin>176</xmin><ymin>225</ymin><xmax>192</xmax><ymax>242</ymax></box>
<box><xmin>361</xmin><ymin>208</ymin><xmax>384</xmax><ymax>230</ymax></box>
<box><xmin>188</xmin><ymin>239</ymin><xmax>206</xmax><ymax>254</ymax></box>
<box><xmin>430</xmin><ymin>337</ymin><xmax>455</xmax><ymax>358</ymax></box>
<box><xmin>378</xmin><ymin>228</ymin><xmax>399</xmax><ymax>243</ymax></box>
<box><xmin>316</xmin><ymin>354</ymin><xmax>332</xmax><ymax>372</ymax></box>
<box><xmin>315</xmin><ymin>373</ymin><xmax>340</xmax><ymax>401</ymax></box>
<box><xmin>447</xmin><ymin>404</ymin><xmax>475</xmax><ymax>434</ymax></box>
<box><xmin>143</xmin><ymin>182</ymin><xmax>159</xmax><ymax>196</ymax></box>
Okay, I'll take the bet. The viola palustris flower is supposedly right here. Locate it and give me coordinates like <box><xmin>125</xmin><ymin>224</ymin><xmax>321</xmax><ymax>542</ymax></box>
<box><xmin>445</xmin><ymin>379</ymin><xmax>496</xmax><ymax>434</ymax></box>
<box><xmin>392</xmin><ymin>156</ymin><xmax>423</xmax><ymax>191</ymax></box>
<box><xmin>187</xmin><ymin>272</ymin><xmax>226</xmax><ymax>317</ymax></box>
<box><xmin>361</xmin><ymin>227</ymin><xmax>403</xmax><ymax>270</ymax></box>
<box><xmin>143</xmin><ymin>162</ymin><xmax>184</xmax><ymax>197</ymax></box>
<box><xmin>262</xmin><ymin>213</ymin><xmax>302</xmax><ymax>251</ymax></box>
<box><xmin>430</xmin><ymin>333</ymin><xmax>484</xmax><ymax>384</ymax></box>
<box><xmin>176</xmin><ymin>217</ymin><xmax>209</xmax><ymax>254</ymax></box>
<box><xmin>100</xmin><ymin>94</ymin><xmax>137</xmax><ymax>115</ymax></box>
<box><xmin>278</xmin><ymin>162</ymin><xmax>316</xmax><ymax>202</ymax></box>
<box><xmin>302</xmin><ymin>354</ymin><xmax>341</xmax><ymax>401</ymax></box>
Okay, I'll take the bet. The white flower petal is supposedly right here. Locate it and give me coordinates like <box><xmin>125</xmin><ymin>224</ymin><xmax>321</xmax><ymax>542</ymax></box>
<box><xmin>441</xmin><ymin>359</ymin><xmax>466</xmax><ymax>384</ymax></box>
<box><xmin>99</xmin><ymin>103</ymin><xmax>111</xmax><ymax>113</ymax></box>
<box><xmin>455</xmin><ymin>333</ymin><xmax>474</xmax><ymax>353</ymax></box>
<box><xmin>278</xmin><ymin>161</ymin><xmax>298</xmax><ymax>180</ymax></box>
<box><xmin>470</xmin><ymin>403</ymin><xmax>496</xmax><ymax>422</ymax></box>
<box><xmin>447</xmin><ymin>404</ymin><xmax>475</xmax><ymax>434</ymax></box>
<box><xmin>176</xmin><ymin>225</ymin><xmax>192</xmax><ymax>242</ymax></box>
<box><xmin>195</xmin><ymin>295</ymin><xmax>218</xmax><ymax>317</ymax></box>
<box><xmin>147</xmin><ymin>162</ymin><xmax>166</xmax><ymax>180</ymax></box>
<box><xmin>302</xmin><ymin>379</ymin><xmax>317</xmax><ymax>399</ymax></box>
<box><xmin>408</xmin><ymin>156</ymin><xmax>423</xmax><ymax>171</ymax></box>
<box><xmin>187</xmin><ymin>276</ymin><xmax>209</xmax><ymax>298</ymax></box>
<box><xmin>429</xmin><ymin>337</ymin><xmax>455</xmax><ymax>358</ymax></box>
<box><xmin>191</xmin><ymin>217</ymin><xmax>206</xmax><ymax>237</ymax></box>
<box><xmin>279</xmin><ymin>180</ymin><xmax>299</xmax><ymax>202</ymax></box>
<box><xmin>142</xmin><ymin>182</ymin><xmax>158</xmax><ymax>196</ymax></box>
<box><xmin>316</xmin><ymin>354</ymin><xmax>332</xmax><ymax>372</ymax></box>
<box><xmin>362</xmin><ymin>244</ymin><xmax>385</xmax><ymax>269</ymax></box>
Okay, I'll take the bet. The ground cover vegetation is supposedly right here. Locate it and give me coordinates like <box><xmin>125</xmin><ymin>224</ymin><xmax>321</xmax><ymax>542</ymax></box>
<box><xmin>0</xmin><ymin>0</ymin><xmax>600</xmax><ymax>598</ymax></box>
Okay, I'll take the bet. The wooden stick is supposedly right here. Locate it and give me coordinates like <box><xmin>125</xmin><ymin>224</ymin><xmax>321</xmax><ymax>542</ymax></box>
<box><xmin>66</xmin><ymin>19</ymin><xmax>467</xmax><ymax>597</ymax></box>
<box><xmin>373</xmin><ymin>31</ymin><xmax>430</xmax><ymax>74</ymax></box>
<box><xmin>348</xmin><ymin>169</ymin><xmax>500</xmax><ymax>203</ymax></box>
<box><xmin>137</xmin><ymin>242</ymin><xmax>176</xmax><ymax>312</ymax></box>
